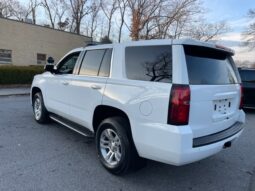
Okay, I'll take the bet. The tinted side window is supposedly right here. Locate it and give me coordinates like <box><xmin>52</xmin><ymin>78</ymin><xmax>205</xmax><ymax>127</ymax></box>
<box><xmin>99</xmin><ymin>49</ymin><xmax>112</xmax><ymax>77</ymax></box>
<box><xmin>79</xmin><ymin>49</ymin><xmax>105</xmax><ymax>76</ymax></box>
<box><xmin>245</xmin><ymin>71</ymin><xmax>255</xmax><ymax>82</ymax></box>
<box><xmin>239</xmin><ymin>70</ymin><xmax>246</xmax><ymax>81</ymax></box>
<box><xmin>125</xmin><ymin>46</ymin><xmax>172</xmax><ymax>83</ymax></box>
<box><xmin>240</xmin><ymin>70</ymin><xmax>255</xmax><ymax>82</ymax></box>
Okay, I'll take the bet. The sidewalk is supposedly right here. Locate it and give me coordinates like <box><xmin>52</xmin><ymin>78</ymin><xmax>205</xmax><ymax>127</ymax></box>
<box><xmin>0</xmin><ymin>87</ymin><xmax>30</xmax><ymax>96</ymax></box>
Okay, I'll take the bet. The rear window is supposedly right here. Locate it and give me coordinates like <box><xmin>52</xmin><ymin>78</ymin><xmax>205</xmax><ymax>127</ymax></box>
<box><xmin>125</xmin><ymin>45</ymin><xmax>172</xmax><ymax>83</ymax></box>
<box><xmin>184</xmin><ymin>45</ymin><xmax>239</xmax><ymax>85</ymax></box>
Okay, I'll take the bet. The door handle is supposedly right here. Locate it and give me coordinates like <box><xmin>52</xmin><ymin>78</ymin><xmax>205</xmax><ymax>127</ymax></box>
<box><xmin>62</xmin><ymin>81</ymin><xmax>69</xmax><ymax>86</ymax></box>
<box><xmin>90</xmin><ymin>85</ymin><xmax>102</xmax><ymax>90</ymax></box>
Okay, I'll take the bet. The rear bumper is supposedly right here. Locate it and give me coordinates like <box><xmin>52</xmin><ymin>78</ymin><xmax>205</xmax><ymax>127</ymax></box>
<box><xmin>193</xmin><ymin>122</ymin><xmax>243</xmax><ymax>147</ymax></box>
<box><xmin>132</xmin><ymin>110</ymin><xmax>245</xmax><ymax>166</ymax></box>
<box><xmin>174</xmin><ymin>127</ymin><xmax>243</xmax><ymax>165</ymax></box>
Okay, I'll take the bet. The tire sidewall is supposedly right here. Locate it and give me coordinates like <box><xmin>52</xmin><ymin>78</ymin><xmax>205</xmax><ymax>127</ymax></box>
<box><xmin>96</xmin><ymin>118</ymin><xmax>131</xmax><ymax>174</ymax></box>
<box><xmin>32</xmin><ymin>92</ymin><xmax>48</xmax><ymax>123</ymax></box>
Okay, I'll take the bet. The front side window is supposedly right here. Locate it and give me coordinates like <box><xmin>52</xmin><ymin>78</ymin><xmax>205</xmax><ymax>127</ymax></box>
<box><xmin>125</xmin><ymin>45</ymin><xmax>172</xmax><ymax>83</ymax></box>
<box><xmin>0</xmin><ymin>49</ymin><xmax>12</xmax><ymax>64</ymax></box>
<box><xmin>57</xmin><ymin>52</ymin><xmax>80</xmax><ymax>74</ymax></box>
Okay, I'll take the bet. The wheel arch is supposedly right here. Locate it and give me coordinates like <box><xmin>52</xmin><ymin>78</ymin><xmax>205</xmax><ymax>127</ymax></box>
<box><xmin>31</xmin><ymin>86</ymin><xmax>42</xmax><ymax>97</ymax></box>
<box><xmin>31</xmin><ymin>87</ymin><xmax>41</xmax><ymax>103</ymax></box>
<box><xmin>93</xmin><ymin>105</ymin><xmax>130</xmax><ymax>132</ymax></box>
<box><xmin>92</xmin><ymin>105</ymin><xmax>137</xmax><ymax>150</ymax></box>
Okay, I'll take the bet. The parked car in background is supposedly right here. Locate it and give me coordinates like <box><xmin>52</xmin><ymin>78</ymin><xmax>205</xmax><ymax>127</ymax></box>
<box><xmin>31</xmin><ymin>39</ymin><xmax>245</xmax><ymax>175</ymax></box>
<box><xmin>238</xmin><ymin>67</ymin><xmax>255</xmax><ymax>109</ymax></box>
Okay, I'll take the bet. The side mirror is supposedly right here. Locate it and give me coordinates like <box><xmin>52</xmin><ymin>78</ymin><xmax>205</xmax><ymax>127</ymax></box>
<box><xmin>44</xmin><ymin>64</ymin><xmax>55</xmax><ymax>73</ymax></box>
<box><xmin>47</xmin><ymin>56</ymin><xmax>54</xmax><ymax>64</ymax></box>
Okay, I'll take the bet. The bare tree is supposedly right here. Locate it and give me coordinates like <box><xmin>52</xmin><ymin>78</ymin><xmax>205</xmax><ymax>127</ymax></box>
<box><xmin>127</xmin><ymin>0</ymin><xmax>162</xmax><ymax>40</ymax></box>
<box><xmin>100</xmin><ymin>35</ymin><xmax>112</xmax><ymax>43</ymax></box>
<box><xmin>41</xmin><ymin>0</ymin><xmax>56</xmax><ymax>28</ymax></box>
<box><xmin>144</xmin><ymin>0</ymin><xmax>202</xmax><ymax>39</ymax></box>
<box><xmin>69</xmin><ymin>0</ymin><xmax>91</xmax><ymax>34</ymax></box>
<box><xmin>101</xmin><ymin>0</ymin><xmax>118</xmax><ymax>38</ymax></box>
<box><xmin>0</xmin><ymin>0</ymin><xmax>28</xmax><ymax>20</ymax></box>
<box><xmin>9</xmin><ymin>1</ymin><xmax>30</xmax><ymax>21</ymax></box>
<box><xmin>0</xmin><ymin>0</ymin><xmax>16</xmax><ymax>18</ymax></box>
<box><xmin>187</xmin><ymin>20</ymin><xmax>229</xmax><ymax>41</ymax></box>
<box><xmin>117</xmin><ymin>0</ymin><xmax>128</xmax><ymax>42</ymax></box>
<box><xmin>58</xmin><ymin>18</ymin><xmax>69</xmax><ymax>30</ymax></box>
<box><xmin>243</xmin><ymin>9</ymin><xmax>255</xmax><ymax>49</ymax></box>
<box><xmin>1</xmin><ymin>0</ymin><xmax>231</xmax><ymax>42</ymax></box>
<box><xmin>127</xmin><ymin>0</ymin><xmax>203</xmax><ymax>40</ymax></box>
<box><xmin>0</xmin><ymin>0</ymin><xmax>40</xmax><ymax>24</ymax></box>
<box><xmin>87</xmin><ymin>0</ymin><xmax>100</xmax><ymax>38</ymax></box>
<box><xmin>41</xmin><ymin>0</ymin><xmax>68</xmax><ymax>29</ymax></box>
<box><xmin>28</xmin><ymin>0</ymin><xmax>40</xmax><ymax>24</ymax></box>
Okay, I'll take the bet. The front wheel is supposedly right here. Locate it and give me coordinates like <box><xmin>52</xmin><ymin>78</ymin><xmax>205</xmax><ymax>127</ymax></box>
<box><xmin>96</xmin><ymin>117</ymin><xmax>139</xmax><ymax>175</ymax></box>
<box><xmin>32</xmin><ymin>92</ymin><xmax>49</xmax><ymax>123</ymax></box>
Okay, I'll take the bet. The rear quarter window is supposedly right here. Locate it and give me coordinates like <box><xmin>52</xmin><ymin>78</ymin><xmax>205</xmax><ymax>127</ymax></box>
<box><xmin>184</xmin><ymin>45</ymin><xmax>239</xmax><ymax>85</ymax></box>
<box><xmin>125</xmin><ymin>45</ymin><xmax>172</xmax><ymax>83</ymax></box>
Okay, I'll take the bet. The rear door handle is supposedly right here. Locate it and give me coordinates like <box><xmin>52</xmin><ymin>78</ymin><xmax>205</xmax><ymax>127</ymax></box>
<box><xmin>62</xmin><ymin>81</ymin><xmax>69</xmax><ymax>86</ymax></box>
<box><xmin>90</xmin><ymin>85</ymin><xmax>102</xmax><ymax>90</ymax></box>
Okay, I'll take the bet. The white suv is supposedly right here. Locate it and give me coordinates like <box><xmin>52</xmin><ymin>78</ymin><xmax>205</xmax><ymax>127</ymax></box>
<box><xmin>31</xmin><ymin>39</ymin><xmax>245</xmax><ymax>174</ymax></box>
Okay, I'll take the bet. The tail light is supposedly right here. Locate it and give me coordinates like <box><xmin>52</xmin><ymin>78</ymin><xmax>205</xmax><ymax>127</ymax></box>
<box><xmin>168</xmin><ymin>84</ymin><xmax>190</xmax><ymax>125</ymax></box>
<box><xmin>239</xmin><ymin>84</ymin><xmax>243</xmax><ymax>109</ymax></box>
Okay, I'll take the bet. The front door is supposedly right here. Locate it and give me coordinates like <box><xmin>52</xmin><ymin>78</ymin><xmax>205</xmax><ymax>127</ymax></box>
<box><xmin>45</xmin><ymin>51</ymin><xmax>81</xmax><ymax>119</ymax></box>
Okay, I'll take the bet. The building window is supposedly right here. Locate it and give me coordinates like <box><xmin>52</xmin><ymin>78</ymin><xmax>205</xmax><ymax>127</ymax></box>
<box><xmin>37</xmin><ymin>53</ymin><xmax>46</xmax><ymax>65</ymax></box>
<box><xmin>0</xmin><ymin>49</ymin><xmax>12</xmax><ymax>64</ymax></box>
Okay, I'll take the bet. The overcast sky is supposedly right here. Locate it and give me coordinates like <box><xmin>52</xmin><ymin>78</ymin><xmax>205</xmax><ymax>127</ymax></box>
<box><xmin>204</xmin><ymin>0</ymin><xmax>255</xmax><ymax>62</ymax></box>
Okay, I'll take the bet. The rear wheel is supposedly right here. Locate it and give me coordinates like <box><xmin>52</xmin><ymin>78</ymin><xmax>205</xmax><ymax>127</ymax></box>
<box><xmin>96</xmin><ymin>117</ymin><xmax>144</xmax><ymax>175</ymax></box>
<box><xmin>32</xmin><ymin>92</ymin><xmax>49</xmax><ymax>123</ymax></box>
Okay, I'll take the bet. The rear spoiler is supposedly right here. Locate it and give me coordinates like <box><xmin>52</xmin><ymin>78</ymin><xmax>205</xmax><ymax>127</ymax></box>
<box><xmin>215</xmin><ymin>44</ymin><xmax>235</xmax><ymax>56</ymax></box>
<box><xmin>173</xmin><ymin>39</ymin><xmax>235</xmax><ymax>56</ymax></box>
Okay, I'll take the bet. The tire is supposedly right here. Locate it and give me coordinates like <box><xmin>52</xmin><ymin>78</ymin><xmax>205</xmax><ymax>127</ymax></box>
<box><xmin>96</xmin><ymin>117</ymin><xmax>144</xmax><ymax>175</ymax></box>
<box><xmin>32</xmin><ymin>92</ymin><xmax>49</xmax><ymax>124</ymax></box>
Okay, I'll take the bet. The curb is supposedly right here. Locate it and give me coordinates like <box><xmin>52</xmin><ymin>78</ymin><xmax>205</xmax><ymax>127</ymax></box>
<box><xmin>0</xmin><ymin>93</ymin><xmax>30</xmax><ymax>97</ymax></box>
<box><xmin>0</xmin><ymin>84</ymin><xmax>31</xmax><ymax>88</ymax></box>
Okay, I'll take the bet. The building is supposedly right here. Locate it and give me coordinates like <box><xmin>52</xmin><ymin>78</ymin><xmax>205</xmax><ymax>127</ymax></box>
<box><xmin>0</xmin><ymin>18</ymin><xmax>92</xmax><ymax>66</ymax></box>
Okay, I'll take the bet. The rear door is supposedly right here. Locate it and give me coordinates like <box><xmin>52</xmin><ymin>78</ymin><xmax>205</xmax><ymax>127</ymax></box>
<box><xmin>68</xmin><ymin>48</ymin><xmax>112</xmax><ymax>130</ymax></box>
<box><xmin>184</xmin><ymin>45</ymin><xmax>242</xmax><ymax>138</ymax></box>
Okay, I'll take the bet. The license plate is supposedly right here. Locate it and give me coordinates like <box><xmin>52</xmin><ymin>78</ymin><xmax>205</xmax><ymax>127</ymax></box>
<box><xmin>213</xmin><ymin>98</ymin><xmax>232</xmax><ymax>115</ymax></box>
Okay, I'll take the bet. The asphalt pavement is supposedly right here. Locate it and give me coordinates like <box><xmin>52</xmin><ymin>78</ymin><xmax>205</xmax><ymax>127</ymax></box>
<box><xmin>0</xmin><ymin>95</ymin><xmax>254</xmax><ymax>191</ymax></box>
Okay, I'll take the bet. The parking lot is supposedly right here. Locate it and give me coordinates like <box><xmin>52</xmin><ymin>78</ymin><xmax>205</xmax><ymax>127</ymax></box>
<box><xmin>0</xmin><ymin>95</ymin><xmax>254</xmax><ymax>191</ymax></box>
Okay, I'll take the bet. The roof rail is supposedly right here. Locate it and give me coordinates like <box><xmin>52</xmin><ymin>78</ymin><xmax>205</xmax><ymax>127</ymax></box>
<box><xmin>84</xmin><ymin>41</ymin><xmax>101</xmax><ymax>47</ymax></box>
